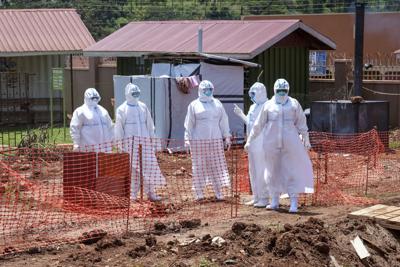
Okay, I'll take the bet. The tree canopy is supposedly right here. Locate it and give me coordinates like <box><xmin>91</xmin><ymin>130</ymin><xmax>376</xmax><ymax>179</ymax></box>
<box><xmin>1</xmin><ymin>0</ymin><xmax>399</xmax><ymax>40</ymax></box>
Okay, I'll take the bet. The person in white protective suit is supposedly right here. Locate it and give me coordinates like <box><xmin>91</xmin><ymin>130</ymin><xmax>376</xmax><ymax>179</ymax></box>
<box><xmin>114</xmin><ymin>83</ymin><xmax>166</xmax><ymax>201</ymax></box>
<box><xmin>245</xmin><ymin>78</ymin><xmax>313</xmax><ymax>213</ymax></box>
<box><xmin>184</xmin><ymin>80</ymin><xmax>232</xmax><ymax>201</ymax></box>
<box><xmin>70</xmin><ymin>88</ymin><xmax>114</xmax><ymax>152</ymax></box>
<box><xmin>233</xmin><ymin>82</ymin><xmax>269</xmax><ymax>208</ymax></box>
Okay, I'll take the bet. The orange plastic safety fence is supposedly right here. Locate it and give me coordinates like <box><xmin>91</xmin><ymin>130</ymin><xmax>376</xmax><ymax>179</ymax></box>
<box><xmin>1</xmin><ymin>129</ymin><xmax>399</xmax><ymax>255</ymax></box>
<box><xmin>0</xmin><ymin>137</ymin><xmax>241</xmax><ymax>256</ymax></box>
<box><xmin>309</xmin><ymin>129</ymin><xmax>398</xmax><ymax>206</ymax></box>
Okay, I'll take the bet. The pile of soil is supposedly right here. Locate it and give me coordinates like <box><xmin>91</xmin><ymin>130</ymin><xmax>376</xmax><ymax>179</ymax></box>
<box><xmin>153</xmin><ymin>219</ymin><xmax>202</xmax><ymax>235</ymax></box>
<box><xmin>2</xmin><ymin>216</ymin><xmax>400</xmax><ymax>267</ymax></box>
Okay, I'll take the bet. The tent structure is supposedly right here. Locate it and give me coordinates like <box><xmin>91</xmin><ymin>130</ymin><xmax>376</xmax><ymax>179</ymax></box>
<box><xmin>114</xmin><ymin>61</ymin><xmax>250</xmax><ymax>140</ymax></box>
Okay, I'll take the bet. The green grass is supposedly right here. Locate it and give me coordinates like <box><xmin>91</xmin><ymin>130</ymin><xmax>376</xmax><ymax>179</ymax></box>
<box><xmin>389</xmin><ymin>141</ymin><xmax>400</xmax><ymax>150</ymax></box>
<box><xmin>0</xmin><ymin>126</ymin><xmax>72</xmax><ymax>147</ymax></box>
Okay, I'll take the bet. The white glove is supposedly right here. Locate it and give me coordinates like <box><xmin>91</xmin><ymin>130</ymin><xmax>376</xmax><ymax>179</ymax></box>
<box><xmin>302</xmin><ymin>133</ymin><xmax>311</xmax><ymax>150</ymax></box>
<box><xmin>184</xmin><ymin>140</ymin><xmax>190</xmax><ymax>153</ymax></box>
<box><xmin>233</xmin><ymin>104</ymin><xmax>247</xmax><ymax>123</ymax></box>
<box><xmin>225</xmin><ymin>137</ymin><xmax>231</xmax><ymax>151</ymax></box>
<box><xmin>184</xmin><ymin>140</ymin><xmax>190</xmax><ymax>148</ymax></box>
<box><xmin>73</xmin><ymin>144</ymin><xmax>79</xmax><ymax>152</ymax></box>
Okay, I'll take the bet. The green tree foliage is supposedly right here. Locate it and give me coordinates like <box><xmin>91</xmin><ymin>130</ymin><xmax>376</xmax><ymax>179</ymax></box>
<box><xmin>1</xmin><ymin>0</ymin><xmax>399</xmax><ymax>40</ymax></box>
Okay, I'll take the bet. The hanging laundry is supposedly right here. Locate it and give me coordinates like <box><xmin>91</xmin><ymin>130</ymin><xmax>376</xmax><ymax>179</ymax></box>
<box><xmin>188</xmin><ymin>75</ymin><xmax>200</xmax><ymax>88</ymax></box>
<box><xmin>175</xmin><ymin>77</ymin><xmax>190</xmax><ymax>94</ymax></box>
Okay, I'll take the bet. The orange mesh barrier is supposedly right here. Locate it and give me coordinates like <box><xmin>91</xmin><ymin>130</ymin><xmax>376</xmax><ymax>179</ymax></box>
<box><xmin>0</xmin><ymin>137</ymin><xmax>241</xmax><ymax>255</ymax></box>
<box><xmin>309</xmin><ymin>129</ymin><xmax>391</xmax><ymax>206</ymax></box>
<box><xmin>0</xmin><ymin>130</ymin><xmax>399</xmax><ymax>255</ymax></box>
<box><xmin>236</xmin><ymin>152</ymin><xmax>251</xmax><ymax>194</ymax></box>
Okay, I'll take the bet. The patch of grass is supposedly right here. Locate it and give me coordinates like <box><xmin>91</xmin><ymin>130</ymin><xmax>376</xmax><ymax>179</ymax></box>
<box><xmin>0</xmin><ymin>126</ymin><xmax>72</xmax><ymax>147</ymax></box>
<box><xmin>389</xmin><ymin>141</ymin><xmax>400</xmax><ymax>149</ymax></box>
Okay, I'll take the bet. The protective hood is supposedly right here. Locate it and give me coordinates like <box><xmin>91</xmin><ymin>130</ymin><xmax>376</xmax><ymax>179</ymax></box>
<box><xmin>249</xmin><ymin>82</ymin><xmax>267</xmax><ymax>105</ymax></box>
<box><xmin>84</xmin><ymin>88</ymin><xmax>101</xmax><ymax>107</ymax></box>
<box><xmin>198</xmin><ymin>80</ymin><xmax>214</xmax><ymax>103</ymax></box>
<box><xmin>273</xmin><ymin>78</ymin><xmax>290</xmax><ymax>104</ymax></box>
<box><xmin>125</xmin><ymin>83</ymin><xmax>141</xmax><ymax>106</ymax></box>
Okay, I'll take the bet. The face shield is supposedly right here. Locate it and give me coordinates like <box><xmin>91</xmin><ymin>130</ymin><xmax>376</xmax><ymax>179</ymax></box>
<box><xmin>273</xmin><ymin>79</ymin><xmax>290</xmax><ymax>104</ymax></box>
<box><xmin>84</xmin><ymin>88</ymin><xmax>101</xmax><ymax>107</ymax></box>
<box><xmin>90</xmin><ymin>96</ymin><xmax>100</xmax><ymax>102</ymax></box>
<box><xmin>248</xmin><ymin>82</ymin><xmax>267</xmax><ymax>105</ymax></box>
<box><xmin>198</xmin><ymin>80</ymin><xmax>214</xmax><ymax>102</ymax></box>
<box><xmin>249</xmin><ymin>91</ymin><xmax>256</xmax><ymax>103</ymax></box>
<box><xmin>131</xmin><ymin>90</ymin><xmax>140</xmax><ymax>98</ymax></box>
<box><xmin>276</xmin><ymin>89</ymin><xmax>289</xmax><ymax>96</ymax></box>
<box><xmin>203</xmin><ymin>87</ymin><xmax>213</xmax><ymax>97</ymax></box>
<box><xmin>125</xmin><ymin>83</ymin><xmax>141</xmax><ymax>105</ymax></box>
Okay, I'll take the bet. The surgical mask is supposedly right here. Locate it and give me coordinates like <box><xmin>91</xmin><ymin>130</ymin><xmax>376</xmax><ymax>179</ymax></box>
<box><xmin>276</xmin><ymin>90</ymin><xmax>288</xmax><ymax>96</ymax></box>
<box><xmin>203</xmin><ymin>88</ymin><xmax>213</xmax><ymax>97</ymax></box>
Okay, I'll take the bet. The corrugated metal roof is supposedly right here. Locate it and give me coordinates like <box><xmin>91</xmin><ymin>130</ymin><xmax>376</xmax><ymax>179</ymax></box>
<box><xmin>84</xmin><ymin>20</ymin><xmax>336</xmax><ymax>59</ymax></box>
<box><xmin>0</xmin><ymin>9</ymin><xmax>95</xmax><ymax>56</ymax></box>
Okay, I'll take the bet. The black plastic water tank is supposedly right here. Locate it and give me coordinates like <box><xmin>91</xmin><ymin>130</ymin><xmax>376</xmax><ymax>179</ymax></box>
<box><xmin>310</xmin><ymin>100</ymin><xmax>389</xmax><ymax>133</ymax></box>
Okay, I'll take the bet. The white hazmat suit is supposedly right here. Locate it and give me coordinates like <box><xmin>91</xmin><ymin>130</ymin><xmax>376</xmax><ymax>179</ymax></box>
<box><xmin>245</xmin><ymin>79</ymin><xmax>313</xmax><ymax>213</ymax></box>
<box><xmin>114</xmin><ymin>83</ymin><xmax>166</xmax><ymax>201</ymax></box>
<box><xmin>234</xmin><ymin>82</ymin><xmax>269</xmax><ymax>207</ymax></box>
<box><xmin>184</xmin><ymin>80</ymin><xmax>231</xmax><ymax>200</ymax></box>
<box><xmin>70</xmin><ymin>88</ymin><xmax>114</xmax><ymax>152</ymax></box>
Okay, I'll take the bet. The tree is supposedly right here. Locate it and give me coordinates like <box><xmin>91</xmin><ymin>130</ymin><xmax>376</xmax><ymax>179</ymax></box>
<box><xmin>1</xmin><ymin>0</ymin><xmax>399</xmax><ymax>40</ymax></box>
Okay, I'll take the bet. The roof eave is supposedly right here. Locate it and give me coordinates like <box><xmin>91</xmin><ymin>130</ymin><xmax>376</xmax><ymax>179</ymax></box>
<box><xmin>0</xmin><ymin>51</ymin><xmax>84</xmax><ymax>57</ymax></box>
<box><xmin>83</xmin><ymin>51</ymin><xmax>149</xmax><ymax>57</ymax></box>
<box><xmin>249</xmin><ymin>21</ymin><xmax>336</xmax><ymax>58</ymax></box>
<box><xmin>198</xmin><ymin>53</ymin><xmax>260</xmax><ymax>67</ymax></box>
<box><xmin>83</xmin><ymin>50</ymin><xmax>255</xmax><ymax>60</ymax></box>
<box><xmin>298</xmin><ymin>22</ymin><xmax>336</xmax><ymax>50</ymax></box>
<box><xmin>249</xmin><ymin>23</ymin><xmax>301</xmax><ymax>58</ymax></box>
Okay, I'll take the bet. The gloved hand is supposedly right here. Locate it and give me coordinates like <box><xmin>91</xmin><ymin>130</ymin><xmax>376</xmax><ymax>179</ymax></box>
<box><xmin>233</xmin><ymin>104</ymin><xmax>245</xmax><ymax>116</ymax></box>
<box><xmin>302</xmin><ymin>133</ymin><xmax>311</xmax><ymax>150</ymax></box>
<box><xmin>73</xmin><ymin>144</ymin><xmax>79</xmax><ymax>152</ymax></box>
<box><xmin>225</xmin><ymin>137</ymin><xmax>231</xmax><ymax>151</ymax></box>
<box><xmin>244</xmin><ymin>142</ymin><xmax>250</xmax><ymax>152</ymax></box>
<box><xmin>184</xmin><ymin>140</ymin><xmax>190</xmax><ymax>153</ymax></box>
<box><xmin>233</xmin><ymin>104</ymin><xmax>247</xmax><ymax>122</ymax></box>
<box><xmin>184</xmin><ymin>140</ymin><xmax>190</xmax><ymax>148</ymax></box>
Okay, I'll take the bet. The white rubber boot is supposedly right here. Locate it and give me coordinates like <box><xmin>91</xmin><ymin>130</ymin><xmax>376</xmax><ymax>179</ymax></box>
<box><xmin>148</xmin><ymin>190</ymin><xmax>162</xmax><ymax>202</ymax></box>
<box><xmin>212</xmin><ymin>181</ymin><xmax>224</xmax><ymax>201</ymax></box>
<box><xmin>245</xmin><ymin>199</ymin><xmax>255</xmax><ymax>206</ymax></box>
<box><xmin>215</xmin><ymin>190</ymin><xmax>224</xmax><ymax>201</ymax></box>
<box><xmin>289</xmin><ymin>195</ymin><xmax>298</xmax><ymax>213</ymax></box>
<box><xmin>266</xmin><ymin>195</ymin><xmax>279</xmax><ymax>210</ymax></box>
<box><xmin>194</xmin><ymin>188</ymin><xmax>205</xmax><ymax>201</ymax></box>
<box><xmin>254</xmin><ymin>198</ymin><xmax>269</xmax><ymax>208</ymax></box>
<box><xmin>245</xmin><ymin>196</ymin><xmax>258</xmax><ymax>206</ymax></box>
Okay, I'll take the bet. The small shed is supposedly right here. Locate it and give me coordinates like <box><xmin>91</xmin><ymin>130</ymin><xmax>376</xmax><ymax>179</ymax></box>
<box><xmin>0</xmin><ymin>9</ymin><xmax>95</xmax><ymax>125</ymax></box>
<box><xmin>84</xmin><ymin>20</ymin><xmax>336</xmax><ymax>108</ymax></box>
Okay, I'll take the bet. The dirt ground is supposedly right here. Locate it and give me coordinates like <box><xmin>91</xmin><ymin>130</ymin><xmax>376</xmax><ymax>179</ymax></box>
<box><xmin>1</xmin><ymin>146</ymin><xmax>400</xmax><ymax>266</ymax></box>
<box><xmin>1</xmin><ymin>196</ymin><xmax>400</xmax><ymax>267</ymax></box>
